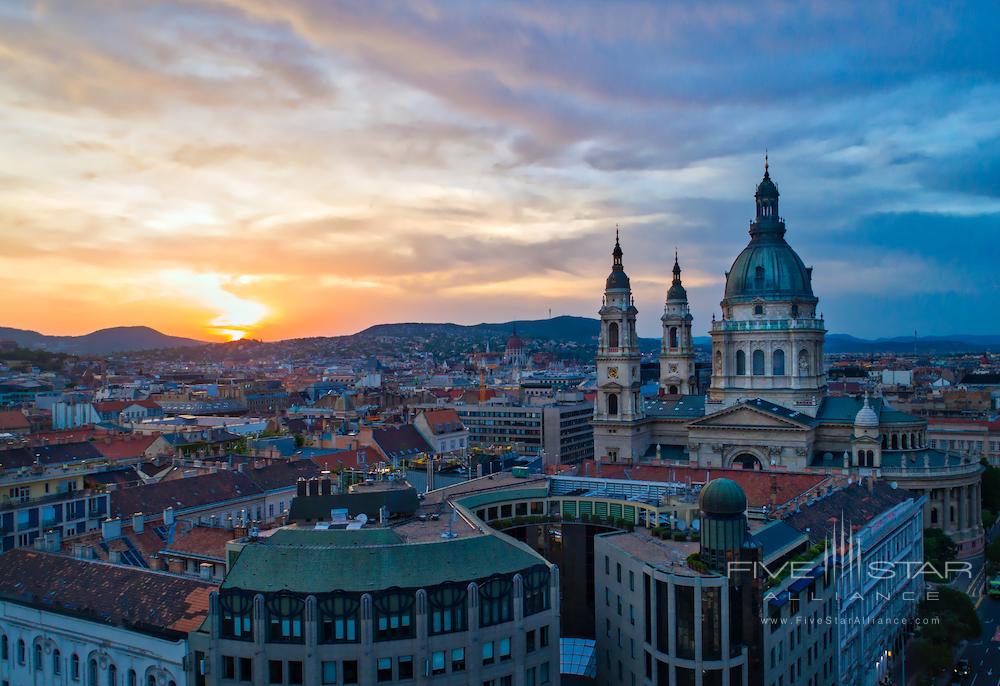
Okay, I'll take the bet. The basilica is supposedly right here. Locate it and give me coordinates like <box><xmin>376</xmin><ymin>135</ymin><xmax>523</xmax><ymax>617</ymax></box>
<box><xmin>592</xmin><ymin>161</ymin><xmax>985</xmax><ymax>557</ymax></box>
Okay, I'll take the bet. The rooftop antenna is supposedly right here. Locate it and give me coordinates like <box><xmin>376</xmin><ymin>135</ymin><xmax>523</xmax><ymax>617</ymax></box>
<box><xmin>441</xmin><ymin>510</ymin><xmax>459</xmax><ymax>539</ymax></box>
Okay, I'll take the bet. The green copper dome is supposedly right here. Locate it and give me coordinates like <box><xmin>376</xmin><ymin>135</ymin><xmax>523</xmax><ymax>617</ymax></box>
<box><xmin>699</xmin><ymin>478</ymin><xmax>747</xmax><ymax>515</ymax></box>
<box><xmin>723</xmin><ymin>162</ymin><xmax>815</xmax><ymax>303</ymax></box>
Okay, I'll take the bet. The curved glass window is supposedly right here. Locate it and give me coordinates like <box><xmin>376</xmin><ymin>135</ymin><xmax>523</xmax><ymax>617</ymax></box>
<box><xmin>219</xmin><ymin>590</ymin><xmax>254</xmax><ymax>640</ymax></box>
<box><xmin>374</xmin><ymin>589</ymin><xmax>416</xmax><ymax>641</ymax></box>
<box><xmin>479</xmin><ymin>575</ymin><xmax>513</xmax><ymax>627</ymax></box>
<box><xmin>523</xmin><ymin>566</ymin><xmax>550</xmax><ymax>617</ymax></box>
<box><xmin>428</xmin><ymin>583</ymin><xmax>467</xmax><ymax>635</ymax></box>
<box><xmin>317</xmin><ymin>592</ymin><xmax>361</xmax><ymax>643</ymax></box>
<box><xmin>266</xmin><ymin>591</ymin><xmax>305</xmax><ymax>643</ymax></box>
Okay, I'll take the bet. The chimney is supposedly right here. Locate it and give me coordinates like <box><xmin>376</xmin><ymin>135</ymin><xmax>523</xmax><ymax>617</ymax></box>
<box><xmin>168</xmin><ymin>558</ymin><xmax>186</xmax><ymax>574</ymax></box>
<box><xmin>132</xmin><ymin>512</ymin><xmax>144</xmax><ymax>534</ymax></box>
<box><xmin>102</xmin><ymin>517</ymin><xmax>122</xmax><ymax>541</ymax></box>
<box><xmin>148</xmin><ymin>555</ymin><xmax>164</xmax><ymax>571</ymax></box>
<box><xmin>199</xmin><ymin>563</ymin><xmax>214</xmax><ymax>580</ymax></box>
<box><xmin>109</xmin><ymin>550</ymin><xmax>122</xmax><ymax>564</ymax></box>
<box><xmin>163</xmin><ymin>507</ymin><xmax>175</xmax><ymax>527</ymax></box>
<box><xmin>43</xmin><ymin>529</ymin><xmax>61</xmax><ymax>553</ymax></box>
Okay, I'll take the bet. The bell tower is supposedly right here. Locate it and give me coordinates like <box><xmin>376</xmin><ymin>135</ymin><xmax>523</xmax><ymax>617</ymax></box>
<box><xmin>660</xmin><ymin>250</ymin><xmax>696</xmax><ymax>395</ymax></box>
<box><xmin>593</xmin><ymin>229</ymin><xmax>646</xmax><ymax>463</ymax></box>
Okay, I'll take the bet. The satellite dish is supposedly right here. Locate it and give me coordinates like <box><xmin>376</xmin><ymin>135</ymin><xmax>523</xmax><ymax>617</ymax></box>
<box><xmin>890</xmin><ymin>482</ymin><xmax>898</xmax><ymax>489</ymax></box>
<box><xmin>354</xmin><ymin>513</ymin><xmax>368</xmax><ymax>524</ymax></box>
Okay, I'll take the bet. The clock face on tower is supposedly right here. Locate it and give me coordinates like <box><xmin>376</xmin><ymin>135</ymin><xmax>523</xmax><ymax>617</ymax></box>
<box><xmin>608</xmin><ymin>367</ymin><xmax>619</xmax><ymax>379</ymax></box>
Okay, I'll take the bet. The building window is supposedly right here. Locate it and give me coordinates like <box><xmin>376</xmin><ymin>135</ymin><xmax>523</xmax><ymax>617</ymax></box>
<box><xmin>377</xmin><ymin>657</ymin><xmax>393</xmax><ymax>682</ymax></box>
<box><xmin>374</xmin><ymin>590</ymin><xmax>416</xmax><ymax>641</ymax></box>
<box><xmin>398</xmin><ymin>656</ymin><xmax>413</xmax><ymax>680</ymax></box>
<box><xmin>452</xmin><ymin>648</ymin><xmax>466</xmax><ymax>672</ymax></box>
<box><xmin>541</xmin><ymin>625</ymin><xmax>550</xmax><ymax>647</ymax></box>
<box><xmin>219</xmin><ymin>590</ymin><xmax>254</xmax><ymax>640</ymax></box>
<box><xmin>754</xmin><ymin>304</ymin><xmax>764</xmax><ymax>315</ymax></box>
<box><xmin>428</xmin><ymin>583</ymin><xmax>467</xmax><ymax>635</ymax></box>
<box><xmin>266</xmin><ymin>591</ymin><xmax>305</xmax><ymax>643</ymax></box>
<box><xmin>127</xmin><ymin>670</ymin><xmax>135</xmax><ymax>686</ymax></box>
<box><xmin>736</xmin><ymin>350</ymin><xmax>746</xmax><ymax>375</ymax></box>
<box><xmin>669</xmin><ymin>327</ymin><xmax>678</xmax><ymax>348</ymax></box>
<box><xmin>88</xmin><ymin>658</ymin><xmax>98</xmax><ymax>686</ymax></box>
<box><xmin>0</xmin><ymin>634</ymin><xmax>6</xmax><ymax>661</ymax></box>
<box><xmin>499</xmin><ymin>637</ymin><xmax>512</xmax><ymax>662</ymax></box>
<box><xmin>318</xmin><ymin>592</ymin><xmax>361</xmax><ymax>643</ymax></box>
<box><xmin>752</xmin><ymin>349</ymin><xmax>765</xmax><ymax>376</ymax></box>
<box><xmin>608</xmin><ymin>322</ymin><xmax>620</xmax><ymax>349</ymax></box>
<box><xmin>268</xmin><ymin>660</ymin><xmax>283</xmax><ymax>685</ymax></box>
<box><xmin>773</xmin><ymin>349</ymin><xmax>785</xmax><ymax>375</ymax></box>
<box><xmin>480</xmin><ymin>575</ymin><xmax>514</xmax><ymax>627</ymax></box>
<box><xmin>523</xmin><ymin>565</ymin><xmax>551</xmax><ymax>616</ymax></box>
<box><xmin>482</xmin><ymin>641</ymin><xmax>495</xmax><ymax>666</ymax></box>
<box><xmin>239</xmin><ymin>658</ymin><xmax>253</xmax><ymax>682</ymax></box>
<box><xmin>72</xmin><ymin>654</ymin><xmax>80</xmax><ymax>680</ymax></box>
<box><xmin>34</xmin><ymin>641</ymin><xmax>42</xmax><ymax>671</ymax></box>
<box><xmin>108</xmin><ymin>664</ymin><xmax>117</xmax><ymax>686</ymax></box>
<box><xmin>431</xmin><ymin>651</ymin><xmax>446</xmax><ymax>676</ymax></box>
<box><xmin>607</xmin><ymin>393</ymin><xmax>619</xmax><ymax>416</ymax></box>
<box><xmin>223</xmin><ymin>657</ymin><xmax>236</xmax><ymax>680</ymax></box>
<box><xmin>54</xmin><ymin>650</ymin><xmax>62</xmax><ymax>675</ymax></box>
<box><xmin>343</xmin><ymin>661</ymin><xmax>358</xmax><ymax>685</ymax></box>
<box><xmin>16</xmin><ymin>640</ymin><xmax>25</xmax><ymax>665</ymax></box>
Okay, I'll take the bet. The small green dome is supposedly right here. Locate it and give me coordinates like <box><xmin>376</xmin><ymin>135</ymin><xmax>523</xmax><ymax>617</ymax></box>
<box><xmin>699</xmin><ymin>478</ymin><xmax>747</xmax><ymax>515</ymax></box>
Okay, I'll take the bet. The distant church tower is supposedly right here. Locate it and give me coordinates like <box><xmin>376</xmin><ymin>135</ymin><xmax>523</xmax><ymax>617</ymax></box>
<box><xmin>593</xmin><ymin>230</ymin><xmax>646</xmax><ymax>463</ymax></box>
<box><xmin>708</xmin><ymin>158</ymin><xmax>827</xmax><ymax>414</ymax></box>
<box><xmin>660</xmin><ymin>250</ymin><xmax>696</xmax><ymax>395</ymax></box>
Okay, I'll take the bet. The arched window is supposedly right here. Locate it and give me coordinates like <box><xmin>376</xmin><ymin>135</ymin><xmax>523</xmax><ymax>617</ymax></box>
<box><xmin>523</xmin><ymin>566</ymin><xmax>551</xmax><ymax>617</ymax></box>
<box><xmin>669</xmin><ymin>385</ymin><xmax>678</xmax><ymax>395</ymax></box>
<box><xmin>881</xmin><ymin>435</ymin><xmax>887</xmax><ymax>449</ymax></box>
<box><xmin>791</xmin><ymin>303</ymin><xmax>799</xmax><ymax>318</ymax></box>
<box><xmin>479</xmin><ymin>575</ymin><xmax>514</xmax><ymax>627</ymax></box>
<box><xmin>753</xmin><ymin>304</ymin><xmax>763</xmax><ymax>316</ymax></box>
<box><xmin>317</xmin><ymin>592</ymin><xmax>361</xmax><ymax>644</ymax></box>
<box><xmin>607</xmin><ymin>393</ymin><xmax>619</xmax><ymax>416</ymax></box>
<box><xmin>428</xmin><ymin>583</ymin><xmax>468</xmax><ymax>635</ymax></box>
<box><xmin>266</xmin><ymin>592</ymin><xmax>305</xmax><ymax>643</ymax></box>
<box><xmin>608</xmin><ymin>322</ymin><xmax>619</xmax><ymax>349</ymax></box>
<box><xmin>931</xmin><ymin>508</ymin><xmax>938</xmax><ymax>524</ymax></box>
<box><xmin>891</xmin><ymin>434</ymin><xmax>898</xmax><ymax>450</ymax></box>
<box><xmin>772</xmin><ymin>349</ymin><xmax>785</xmax><ymax>375</ymax></box>
<box><xmin>218</xmin><ymin>590</ymin><xmax>254</xmax><ymax>640</ymax></box>
<box><xmin>373</xmin><ymin>590</ymin><xmax>415</xmax><ymax>642</ymax></box>
<box><xmin>127</xmin><ymin>669</ymin><xmax>136</xmax><ymax>686</ymax></box>
<box><xmin>53</xmin><ymin>649</ymin><xmax>61</xmax><ymax>675</ymax></box>
<box><xmin>147</xmin><ymin>674</ymin><xmax>156</xmax><ymax>686</ymax></box>
<box><xmin>902</xmin><ymin>434</ymin><xmax>908</xmax><ymax>450</ymax></box>
<box><xmin>33</xmin><ymin>641</ymin><xmax>42</xmax><ymax>671</ymax></box>
<box><xmin>1</xmin><ymin>633</ymin><xmax>7</xmax><ymax>661</ymax></box>
<box><xmin>71</xmin><ymin>654</ymin><xmax>80</xmax><ymax>680</ymax></box>
<box><xmin>736</xmin><ymin>350</ymin><xmax>746</xmax><ymax>376</ymax></box>
<box><xmin>868</xmin><ymin>450</ymin><xmax>875</xmax><ymax>465</ymax></box>
<box><xmin>88</xmin><ymin>658</ymin><xmax>98</xmax><ymax>686</ymax></box>
<box><xmin>798</xmin><ymin>348</ymin><xmax>810</xmax><ymax>376</ymax></box>
<box><xmin>17</xmin><ymin>639</ymin><xmax>25</xmax><ymax>664</ymax></box>
<box><xmin>108</xmin><ymin>664</ymin><xmax>118</xmax><ymax>686</ymax></box>
<box><xmin>669</xmin><ymin>327</ymin><xmax>678</xmax><ymax>348</ymax></box>
<box><xmin>752</xmin><ymin>350</ymin><xmax>765</xmax><ymax>376</ymax></box>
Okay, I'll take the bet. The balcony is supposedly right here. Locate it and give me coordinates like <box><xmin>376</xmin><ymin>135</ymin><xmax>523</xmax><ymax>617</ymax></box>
<box><xmin>0</xmin><ymin>487</ymin><xmax>100</xmax><ymax>510</ymax></box>
<box><xmin>711</xmin><ymin>318</ymin><xmax>825</xmax><ymax>333</ymax></box>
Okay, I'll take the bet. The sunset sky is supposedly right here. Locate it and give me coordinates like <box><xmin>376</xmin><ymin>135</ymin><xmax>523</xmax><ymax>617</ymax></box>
<box><xmin>1</xmin><ymin>2</ymin><xmax>997</xmax><ymax>342</ymax></box>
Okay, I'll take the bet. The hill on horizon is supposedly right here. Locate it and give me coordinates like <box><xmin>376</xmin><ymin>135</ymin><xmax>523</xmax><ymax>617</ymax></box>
<box><xmin>0</xmin><ymin>326</ymin><xmax>205</xmax><ymax>355</ymax></box>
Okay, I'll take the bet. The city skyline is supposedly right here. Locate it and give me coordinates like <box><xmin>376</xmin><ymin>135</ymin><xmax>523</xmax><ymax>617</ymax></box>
<box><xmin>1</xmin><ymin>2</ymin><xmax>998</xmax><ymax>342</ymax></box>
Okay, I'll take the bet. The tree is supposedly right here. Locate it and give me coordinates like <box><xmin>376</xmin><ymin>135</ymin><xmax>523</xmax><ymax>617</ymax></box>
<box><xmin>918</xmin><ymin>586</ymin><xmax>981</xmax><ymax>646</ymax></box>
<box><xmin>981</xmin><ymin>459</ymin><xmax>1000</xmax><ymax>513</ymax></box>
<box><xmin>923</xmin><ymin>528</ymin><xmax>958</xmax><ymax>581</ymax></box>
<box><xmin>987</xmin><ymin>537</ymin><xmax>1000</xmax><ymax>573</ymax></box>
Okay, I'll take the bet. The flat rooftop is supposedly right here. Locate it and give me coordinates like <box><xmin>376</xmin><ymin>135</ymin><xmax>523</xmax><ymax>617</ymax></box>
<box><xmin>600</xmin><ymin>528</ymin><xmax>703</xmax><ymax>576</ymax></box>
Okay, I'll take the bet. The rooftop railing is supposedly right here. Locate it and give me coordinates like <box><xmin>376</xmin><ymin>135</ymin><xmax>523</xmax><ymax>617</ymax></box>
<box><xmin>711</xmin><ymin>318</ymin><xmax>825</xmax><ymax>333</ymax></box>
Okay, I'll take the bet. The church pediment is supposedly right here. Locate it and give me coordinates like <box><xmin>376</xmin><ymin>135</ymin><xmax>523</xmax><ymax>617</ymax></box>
<box><xmin>689</xmin><ymin>403</ymin><xmax>812</xmax><ymax>431</ymax></box>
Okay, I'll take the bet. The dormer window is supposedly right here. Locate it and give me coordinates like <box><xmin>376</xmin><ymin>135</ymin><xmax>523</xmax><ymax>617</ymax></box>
<box><xmin>753</xmin><ymin>304</ymin><xmax>763</xmax><ymax>316</ymax></box>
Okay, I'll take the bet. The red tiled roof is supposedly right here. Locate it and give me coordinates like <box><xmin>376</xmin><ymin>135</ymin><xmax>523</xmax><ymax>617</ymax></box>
<box><xmin>421</xmin><ymin>409</ymin><xmax>464</xmax><ymax>434</ymax></box>
<box><xmin>0</xmin><ymin>549</ymin><xmax>214</xmax><ymax>638</ymax></box>
<box><xmin>574</xmin><ymin>461</ymin><xmax>829</xmax><ymax>508</ymax></box>
<box><xmin>93</xmin><ymin>399</ymin><xmax>161</xmax><ymax>413</ymax></box>
<box><xmin>0</xmin><ymin>410</ymin><xmax>30</xmax><ymax>431</ymax></box>
<box><xmin>164</xmin><ymin>526</ymin><xmax>234</xmax><ymax>560</ymax></box>
<box><xmin>110</xmin><ymin>470</ymin><xmax>261</xmax><ymax>518</ymax></box>
<box><xmin>93</xmin><ymin>434</ymin><xmax>159</xmax><ymax>461</ymax></box>
<box><xmin>312</xmin><ymin>448</ymin><xmax>372</xmax><ymax>471</ymax></box>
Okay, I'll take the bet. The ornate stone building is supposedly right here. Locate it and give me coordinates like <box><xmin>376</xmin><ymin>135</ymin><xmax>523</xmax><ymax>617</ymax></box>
<box><xmin>593</xmin><ymin>162</ymin><xmax>984</xmax><ymax>557</ymax></box>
